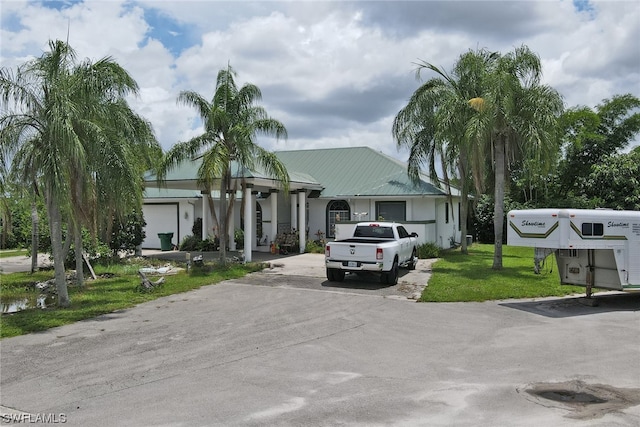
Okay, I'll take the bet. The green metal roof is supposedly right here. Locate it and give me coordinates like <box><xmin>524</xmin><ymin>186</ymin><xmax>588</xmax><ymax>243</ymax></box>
<box><xmin>143</xmin><ymin>146</ymin><xmax>455</xmax><ymax>198</ymax></box>
<box><xmin>275</xmin><ymin>147</ymin><xmax>449</xmax><ymax>198</ymax></box>
<box><xmin>144</xmin><ymin>157</ymin><xmax>321</xmax><ymax>188</ymax></box>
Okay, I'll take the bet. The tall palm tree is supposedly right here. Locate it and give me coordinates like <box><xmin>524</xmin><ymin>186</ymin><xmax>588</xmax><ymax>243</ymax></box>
<box><xmin>158</xmin><ymin>64</ymin><xmax>289</xmax><ymax>263</ymax></box>
<box><xmin>71</xmin><ymin>98</ymin><xmax>159</xmax><ymax>286</ymax></box>
<box><xmin>0</xmin><ymin>40</ymin><xmax>158</xmax><ymax>305</ymax></box>
<box><xmin>393</xmin><ymin>50</ymin><xmax>495</xmax><ymax>254</ymax></box>
<box><xmin>467</xmin><ymin>45</ymin><xmax>564</xmax><ymax>269</ymax></box>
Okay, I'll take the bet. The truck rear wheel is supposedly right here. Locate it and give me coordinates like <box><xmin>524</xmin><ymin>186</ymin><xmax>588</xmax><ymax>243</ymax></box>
<box><xmin>326</xmin><ymin>268</ymin><xmax>335</xmax><ymax>281</ymax></box>
<box><xmin>326</xmin><ymin>268</ymin><xmax>345</xmax><ymax>282</ymax></box>
<box><xmin>381</xmin><ymin>259</ymin><xmax>399</xmax><ymax>285</ymax></box>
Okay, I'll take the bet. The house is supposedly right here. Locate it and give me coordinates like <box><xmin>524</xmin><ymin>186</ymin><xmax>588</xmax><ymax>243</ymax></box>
<box><xmin>142</xmin><ymin>146</ymin><xmax>464</xmax><ymax>261</ymax></box>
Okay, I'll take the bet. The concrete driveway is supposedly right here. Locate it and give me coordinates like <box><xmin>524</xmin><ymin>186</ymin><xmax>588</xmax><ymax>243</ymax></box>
<box><xmin>1</xmin><ymin>253</ymin><xmax>640</xmax><ymax>426</ymax></box>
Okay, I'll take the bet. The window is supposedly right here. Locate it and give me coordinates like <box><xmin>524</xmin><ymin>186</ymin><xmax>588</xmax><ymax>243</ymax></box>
<box><xmin>256</xmin><ymin>202</ymin><xmax>263</xmax><ymax>243</ymax></box>
<box><xmin>582</xmin><ymin>222</ymin><xmax>604</xmax><ymax>236</ymax></box>
<box><xmin>375</xmin><ymin>201</ymin><xmax>406</xmax><ymax>222</ymax></box>
<box><xmin>354</xmin><ymin>225</ymin><xmax>394</xmax><ymax>238</ymax></box>
<box><xmin>327</xmin><ymin>200</ymin><xmax>350</xmax><ymax>238</ymax></box>
<box><xmin>397</xmin><ymin>226</ymin><xmax>409</xmax><ymax>238</ymax></box>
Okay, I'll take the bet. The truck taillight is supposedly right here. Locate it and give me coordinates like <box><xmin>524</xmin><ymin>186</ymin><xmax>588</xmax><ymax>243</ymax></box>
<box><xmin>325</xmin><ymin>245</ymin><xmax>330</xmax><ymax>257</ymax></box>
<box><xmin>376</xmin><ymin>248</ymin><xmax>383</xmax><ymax>260</ymax></box>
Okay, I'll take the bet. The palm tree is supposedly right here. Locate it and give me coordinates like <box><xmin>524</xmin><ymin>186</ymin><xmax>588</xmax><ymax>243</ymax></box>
<box><xmin>158</xmin><ymin>64</ymin><xmax>289</xmax><ymax>263</ymax></box>
<box><xmin>393</xmin><ymin>50</ymin><xmax>495</xmax><ymax>254</ymax></box>
<box><xmin>467</xmin><ymin>45</ymin><xmax>564</xmax><ymax>269</ymax></box>
<box><xmin>71</xmin><ymin>99</ymin><xmax>159</xmax><ymax>286</ymax></box>
<box><xmin>0</xmin><ymin>40</ymin><xmax>158</xmax><ymax>305</ymax></box>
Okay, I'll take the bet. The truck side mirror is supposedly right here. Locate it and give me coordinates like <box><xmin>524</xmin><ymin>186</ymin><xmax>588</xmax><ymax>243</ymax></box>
<box><xmin>411</xmin><ymin>232</ymin><xmax>418</xmax><ymax>238</ymax></box>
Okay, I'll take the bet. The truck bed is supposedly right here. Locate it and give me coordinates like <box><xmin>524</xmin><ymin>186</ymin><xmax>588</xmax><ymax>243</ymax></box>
<box><xmin>333</xmin><ymin>238</ymin><xmax>393</xmax><ymax>245</ymax></box>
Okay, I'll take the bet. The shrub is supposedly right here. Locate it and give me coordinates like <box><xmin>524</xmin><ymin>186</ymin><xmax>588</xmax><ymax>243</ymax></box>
<box><xmin>234</xmin><ymin>228</ymin><xmax>244</xmax><ymax>249</ymax></box>
<box><xmin>200</xmin><ymin>238</ymin><xmax>218</xmax><ymax>252</ymax></box>
<box><xmin>417</xmin><ymin>242</ymin><xmax>440</xmax><ymax>259</ymax></box>
<box><xmin>179</xmin><ymin>235</ymin><xmax>201</xmax><ymax>251</ymax></box>
<box><xmin>305</xmin><ymin>240</ymin><xmax>324</xmax><ymax>254</ymax></box>
<box><xmin>65</xmin><ymin>233</ymin><xmax>113</xmax><ymax>267</ymax></box>
<box><xmin>110</xmin><ymin>210</ymin><xmax>146</xmax><ymax>254</ymax></box>
<box><xmin>192</xmin><ymin>218</ymin><xmax>203</xmax><ymax>237</ymax></box>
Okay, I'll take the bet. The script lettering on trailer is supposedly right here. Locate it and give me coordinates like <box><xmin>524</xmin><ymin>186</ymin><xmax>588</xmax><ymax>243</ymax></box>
<box><xmin>607</xmin><ymin>221</ymin><xmax>629</xmax><ymax>228</ymax></box>
<box><xmin>521</xmin><ymin>220</ymin><xmax>546</xmax><ymax>228</ymax></box>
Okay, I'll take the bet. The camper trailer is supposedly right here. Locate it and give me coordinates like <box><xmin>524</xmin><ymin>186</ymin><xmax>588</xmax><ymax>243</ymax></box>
<box><xmin>507</xmin><ymin>208</ymin><xmax>640</xmax><ymax>296</ymax></box>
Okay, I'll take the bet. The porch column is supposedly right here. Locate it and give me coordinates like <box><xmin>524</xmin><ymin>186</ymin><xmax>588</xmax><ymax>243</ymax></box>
<box><xmin>290</xmin><ymin>190</ymin><xmax>298</xmax><ymax>232</ymax></box>
<box><xmin>228</xmin><ymin>190</ymin><xmax>236</xmax><ymax>251</ymax></box>
<box><xmin>201</xmin><ymin>190</ymin><xmax>208</xmax><ymax>240</ymax></box>
<box><xmin>270</xmin><ymin>189</ymin><xmax>279</xmax><ymax>245</ymax></box>
<box><xmin>252</xmin><ymin>191</ymin><xmax>259</xmax><ymax>250</ymax></box>
<box><xmin>243</xmin><ymin>184</ymin><xmax>254</xmax><ymax>262</ymax></box>
<box><xmin>298</xmin><ymin>190</ymin><xmax>306</xmax><ymax>253</ymax></box>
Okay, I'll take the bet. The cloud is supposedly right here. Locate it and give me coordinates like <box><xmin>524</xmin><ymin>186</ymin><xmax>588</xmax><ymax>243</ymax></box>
<box><xmin>1</xmin><ymin>0</ymin><xmax>638</xmax><ymax>156</ymax></box>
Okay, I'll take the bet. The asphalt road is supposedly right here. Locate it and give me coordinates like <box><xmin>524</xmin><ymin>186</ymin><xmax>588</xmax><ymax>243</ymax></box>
<box><xmin>1</xmin><ymin>253</ymin><xmax>640</xmax><ymax>426</ymax></box>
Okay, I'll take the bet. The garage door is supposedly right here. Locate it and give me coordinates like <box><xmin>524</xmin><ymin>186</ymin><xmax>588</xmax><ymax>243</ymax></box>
<box><xmin>142</xmin><ymin>203</ymin><xmax>179</xmax><ymax>249</ymax></box>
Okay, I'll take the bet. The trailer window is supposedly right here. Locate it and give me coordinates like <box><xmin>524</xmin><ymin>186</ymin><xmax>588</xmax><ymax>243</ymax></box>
<box><xmin>582</xmin><ymin>222</ymin><xmax>604</xmax><ymax>236</ymax></box>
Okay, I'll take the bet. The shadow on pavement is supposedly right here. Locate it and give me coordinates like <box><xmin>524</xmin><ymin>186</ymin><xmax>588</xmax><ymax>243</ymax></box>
<box><xmin>321</xmin><ymin>270</ymin><xmax>411</xmax><ymax>291</ymax></box>
<box><xmin>499</xmin><ymin>292</ymin><xmax>640</xmax><ymax>318</ymax></box>
<box><xmin>143</xmin><ymin>250</ymin><xmax>295</xmax><ymax>264</ymax></box>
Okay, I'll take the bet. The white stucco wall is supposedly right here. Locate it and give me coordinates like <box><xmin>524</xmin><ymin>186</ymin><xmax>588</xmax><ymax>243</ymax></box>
<box><xmin>142</xmin><ymin>193</ymin><xmax>464</xmax><ymax>250</ymax></box>
<box><xmin>142</xmin><ymin>200</ymin><xmax>196</xmax><ymax>249</ymax></box>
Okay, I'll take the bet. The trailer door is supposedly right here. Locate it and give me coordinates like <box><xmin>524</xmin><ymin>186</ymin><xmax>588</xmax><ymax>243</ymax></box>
<box><xmin>627</xmin><ymin>240</ymin><xmax>640</xmax><ymax>289</ymax></box>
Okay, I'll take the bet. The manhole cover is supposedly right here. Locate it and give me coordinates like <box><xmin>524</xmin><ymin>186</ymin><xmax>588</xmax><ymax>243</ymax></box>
<box><xmin>518</xmin><ymin>380</ymin><xmax>640</xmax><ymax>420</ymax></box>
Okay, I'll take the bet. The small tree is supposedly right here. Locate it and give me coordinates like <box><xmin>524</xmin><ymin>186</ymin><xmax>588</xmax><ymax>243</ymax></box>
<box><xmin>110</xmin><ymin>211</ymin><xmax>146</xmax><ymax>255</ymax></box>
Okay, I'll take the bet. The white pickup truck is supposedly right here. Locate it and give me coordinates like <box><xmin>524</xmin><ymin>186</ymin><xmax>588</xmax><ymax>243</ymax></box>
<box><xmin>325</xmin><ymin>222</ymin><xmax>419</xmax><ymax>285</ymax></box>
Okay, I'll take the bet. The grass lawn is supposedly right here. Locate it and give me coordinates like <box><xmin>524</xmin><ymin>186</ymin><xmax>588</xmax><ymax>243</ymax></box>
<box><xmin>0</xmin><ymin>259</ymin><xmax>266</xmax><ymax>339</ymax></box>
<box><xmin>421</xmin><ymin>244</ymin><xmax>586</xmax><ymax>302</ymax></box>
<box><xmin>0</xmin><ymin>249</ymin><xmax>29</xmax><ymax>258</ymax></box>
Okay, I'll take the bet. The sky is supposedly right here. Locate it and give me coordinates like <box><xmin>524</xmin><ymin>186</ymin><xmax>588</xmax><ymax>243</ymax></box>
<box><xmin>1</xmin><ymin>0</ymin><xmax>639</xmax><ymax>161</ymax></box>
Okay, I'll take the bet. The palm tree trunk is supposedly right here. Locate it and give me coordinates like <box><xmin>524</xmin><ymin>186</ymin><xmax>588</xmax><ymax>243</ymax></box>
<box><xmin>204</xmin><ymin>183</ymin><xmax>219</xmax><ymax>238</ymax></box>
<box><xmin>45</xmin><ymin>187</ymin><xmax>70</xmax><ymax>307</ymax></box>
<box><xmin>492</xmin><ymin>135</ymin><xmax>506</xmax><ymax>270</ymax></box>
<box><xmin>74</xmin><ymin>223</ymin><xmax>85</xmax><ymax>287</ymax></box>
<box><xmin>30</xmin><ymin>199</ymin><xmax>39</xmax><ymax>273</ymax></box>
<box><xmin>460</xmin><ymin>196</ymin><xmax>469</xmax><ymax>254</ymax></box>
<box><xmin>73</xmin><ymin>178</ymin><xmax>85</xmax><ymax>287</ymax></box>
<box><xmin>457</xmin><ymin>154</ymin><xmax>470</xmax><ymax>255</ymax></box>
<box><xmin>218</xmin><ymin>170</ymin><xmax>229</xmax><ymax>264</ymax></box>
<box><xmin>103</xmin><ymin>206</ymin><xmax>115</xmax><ymax>253</ymax></box>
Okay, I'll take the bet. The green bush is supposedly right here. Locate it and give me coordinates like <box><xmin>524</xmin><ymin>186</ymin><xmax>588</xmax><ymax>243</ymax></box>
<box><xmin>234</xmin><ymin>228</ymin><xmax>244</xmax><ymax>249</ymax></box>
<box><xmin>110</xmin><ymin>210</ymin><xmax>146</xmax><ymax>254</ymax></box>
<box><xmin>305</xmin><ymin>240</ymin><xmax>325</xmax><ymax>254</ymax></box>
<box><xmin>179</xmin><ymin>235</ymin><xmax>201</xmax><ymax>251</ymax></box>
<box><xmin>200</xmin><ymin>238</ymin><xmax>218</xmax><ymax>251</ymax></box>
<box><xmin>417</xmin><ymin>242</ymin><xmax>440</xmax><ymax>259</ymax></box>
<box><xmin>65</xmin><ymin>233</ymin><xmax>113</xmax><ymax>267</ymax></box>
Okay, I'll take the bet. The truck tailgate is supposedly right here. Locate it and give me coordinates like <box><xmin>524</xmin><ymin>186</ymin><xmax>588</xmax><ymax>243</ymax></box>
<box><xmin>329</xmin><ymin>243</ymin><xmax>379</xmax><ymax>265</ymax></box>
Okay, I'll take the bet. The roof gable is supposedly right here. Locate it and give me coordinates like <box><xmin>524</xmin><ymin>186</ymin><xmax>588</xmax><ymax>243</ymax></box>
<box><xmin>276</xmin><ymin>146</ymin><xmax>448</xmax><ymax>198</ymax></box>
